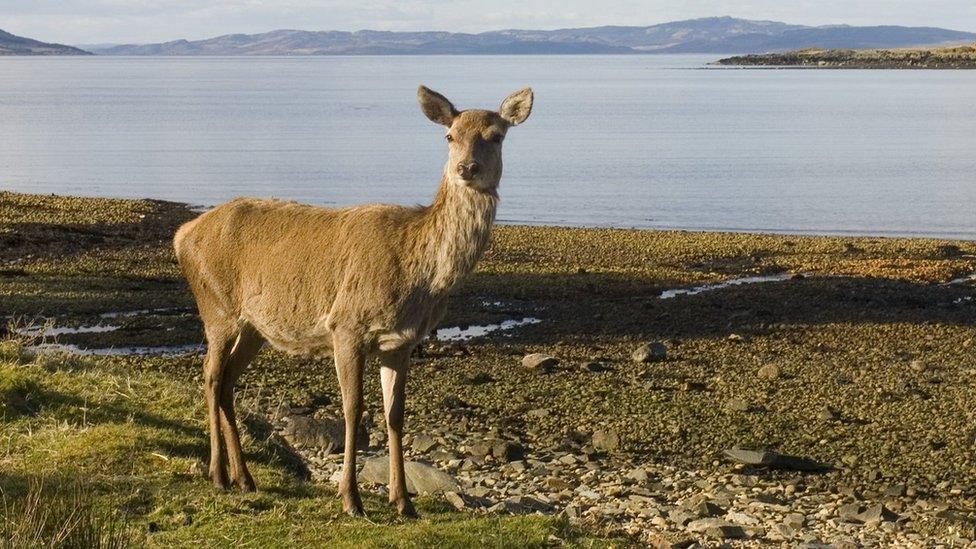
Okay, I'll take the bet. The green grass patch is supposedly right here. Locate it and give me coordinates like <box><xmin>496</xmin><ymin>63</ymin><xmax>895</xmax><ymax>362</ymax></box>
<box><xmin>0</xmin><ymin>353</ymin><xmax>623</xmax><ymax>548</ymax></box>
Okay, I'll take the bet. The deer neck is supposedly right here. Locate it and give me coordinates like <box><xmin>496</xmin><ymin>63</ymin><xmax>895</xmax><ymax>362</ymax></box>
<box><xmin>416</xmin><ymin>173</ymin><xmax>499</xmax><ymax>293</ymax></box>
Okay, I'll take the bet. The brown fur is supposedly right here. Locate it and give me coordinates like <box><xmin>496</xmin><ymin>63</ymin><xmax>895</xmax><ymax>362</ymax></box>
<box><xmin>174</xmin><ymin>85</ymin><xmax>532</xmax><ymax>517</ymax></box>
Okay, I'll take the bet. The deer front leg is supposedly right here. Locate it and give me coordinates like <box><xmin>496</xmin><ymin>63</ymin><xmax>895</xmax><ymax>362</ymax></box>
<box><xmin>333</xmin><ymin>333</ymin><xmax>366</xmax><ymax>517</ymax></box>
<box><xmin>380</xmin><ymin>349</ymin><xmax>416</xmax><ymax>518</ymax></box>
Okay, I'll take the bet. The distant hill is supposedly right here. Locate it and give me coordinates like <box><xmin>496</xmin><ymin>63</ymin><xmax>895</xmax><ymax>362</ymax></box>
<box><xmin>90</xmin><ymin>17</ymin><xmax>976</xmax><ymax>56</ymax></box>
<box><xmin>0</xmin><ymin>29</ymin><xmax>90</xmax><ymax>55</ymax></box>
<box><xmin>663</xmin><ymin>25</ymin><xmax>976</xmax><ymax>53</ymax></box>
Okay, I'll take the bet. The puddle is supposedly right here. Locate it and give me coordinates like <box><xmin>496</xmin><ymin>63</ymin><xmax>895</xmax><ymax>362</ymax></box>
<box><xmin>99</xmin><ymin>307</ymin><xmax>191</xmax><ymax>319</ymax></box>
<box><xmin>436</xmin><ymin>317</ymin><xmax>541</xmax><ymax>342</ymax></box>
<box><xmin>31</xmin><ymin>343</ymin><xmax>206</xmax><ymax>356</ymax></box>
<box><xmin>659</xmin><ymin>273</ymin><xmax>796</xmax><ymax>299</ymax></box>
<box><xmin>16</xmin><ymin>324</ymin><xmax>120</xmax><ymax>337</ymax></box>
<box><xmin>945</xmin><ymin>274</ymin><xmax>976</xmax><ymax>286</ymax></box>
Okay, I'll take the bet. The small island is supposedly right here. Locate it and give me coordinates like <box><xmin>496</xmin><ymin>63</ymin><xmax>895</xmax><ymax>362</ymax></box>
<box><xmin>716</xmin><ymin>43</ymin><xmax>976</xmax><ymax>69</ymax></box>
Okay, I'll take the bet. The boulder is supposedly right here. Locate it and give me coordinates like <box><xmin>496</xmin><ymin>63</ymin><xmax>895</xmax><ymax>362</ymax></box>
<box><xmin>359</xmin><ymin>456</ymin><xmax>459</xmax><ymax>495</ymax></box>
<box><xmin>280</xmin><ymin>415</ymin><xmax>368</xmax><ymax>453</ymax></box>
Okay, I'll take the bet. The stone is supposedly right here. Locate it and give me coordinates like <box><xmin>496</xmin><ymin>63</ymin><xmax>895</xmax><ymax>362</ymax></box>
<box><xmin>697</xmin><ymin>501</ymin><xmax>726</xmax><ymax>517</ymax></box>
<box><xmin>910</xmin><ymin>359</ymin><xmax>927</xmax><ymax>372</ymax></box>
<box><xmin>444</xmin><ymin>491</ymin><xmax>466</xmax><ymax>510</ymax></box>
<box><xmin>522</xmin><ymin>353</ymin><xmax>558</xmax><ymax>372</ymax></box>
<box><xmin>855</xmin><ymin>503</ymin><xmax>898</xmax><ymax>523</ymax></box>
<box><xmin>724</xmin><ymin>398</ymin><xmax>751</xmax><ymax>412</ymax></box>
<box><xmin>467</xmin><ymin>485</ymin><xmax>491</xmax><ymax>498</ymax></box>
<box><xmin>281</xmin><ymin>415</ymin><xmax>367</xmax><ymax>453</ymax></box>
<box><xmin>526</xmin><ymin>408</ymin><xmax>548</xmax><ymax>418</ymax></box>
<box><xmin>727</xmin><ymin>511</ymin><xmax>760</xmax><ymax>525</ymax></box>
<box><xmin>468</xmin><ymin>443</ymin><xmax>492</xmax><ymax>458</ymax></box>
<box><xmin>884</xmin><ymin>484</ymin><xmax>906</xmax><ymax>498</ymax></box>
<box><xmin>543</xmin><ymin>477</ymin><xmax>574</xmax><ymax>491</ymax></box>
<box><xmin>817</xmin><ymin>408</ymin><xmax>838</xmax><ymax>421</ymax></box>
<box><xmin>591</xmin><ymin>429</ymin><xmax>621</xmax><ymax>452</ymax></box>
<box><xmin>837</xmin><ymin>503</ymin><xmax>862</xmax><ymax>520</ymax></box>
<box><xmin>669</xmin><ymin>509</ymin><xmax>695</xmax><ymax>527</ymax></box>
<box><xmin>582</xmin><ymin>361</ymin><xmax>610</xmax><ymax>372</ymax></box>
<box><xmin>359</xmin><ymin>456</ymin><xmax>459</xmax><ymax>495</ymax></box>
<box><xmin>441</xmin><ymin>394</ymin><xmax>470</xmax><ymax>409</ymax></box>
<box><xmin>491</xmin><ymin>441</ymin><xmax>526</xmax><ymax>462</ymax></box>
<box><xmin>757</xmin><ymin>364</ymin><xmax>781</xmax><ymax>380</ymax></box>
<box><xmin>632</xmin><ymin>342</ymin><xmax>667</xmax><ymax>363</ymax></box>
<box><xmin>686</xmin><ymin>517</ymin><xmax>733</xmax><ymax>533</ymax></box>
<box><xmin>411</xmin><ymin>434</ymin><xmax>438</xmax><ymax>453</ymax></box>
<box><xmin>505</xmin><ymin>495</ymin><xmax>551</xmax><ymax>513</ymax></box>
<box><xmin>626</xmin><ymin>468</ymin><xmax>649</xmax><ymax>484</ymax></box>
<box><xmin>463</xmin><ymin>372</ymin><xmax>495</xmax><ymax>385</ymax></box>
<box><xmin>723</xmin><ymin>448</ymin><xmax>829</xmax><ymax>471</ymax></box>
<box><xmin>500</xmin><ymin>460</ymin><xmax>527</xmax><ymax>474</ymax></box>
<box><xmin>771</xmin><ymin>523</ymin><xmax>795</xmax><ymax>540</ymax></box>
<box><xmin>784</xmin><ymin>513</ymin><xmax>806</xmax><ymax>529</ymax></box>
<box><xmin>706</xmin><ymin>525</ymin><xmax>747</xmax><ymax>539</ymax></box>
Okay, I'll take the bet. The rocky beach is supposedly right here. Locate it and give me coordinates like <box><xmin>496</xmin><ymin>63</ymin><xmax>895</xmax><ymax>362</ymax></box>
<box><xmin>716</xmin><ymin>44</ymin><xmax>976</xmax><ymax>69</ymax></box>
<box><xmin>1</xmin><ymin>191</ymin><xmax>974</xmax><ymax>547</ymax></box>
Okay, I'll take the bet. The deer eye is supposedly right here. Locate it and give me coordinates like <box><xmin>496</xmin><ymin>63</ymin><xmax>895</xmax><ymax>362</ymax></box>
<box><xmin>488</xmin><ymin>133</ymin><xmax>503</xmax><ymax>144</ymax></box>
<box><xmin>445</xmin><ymin>134</ymin><xmax>454</xmax><ymax>142</ymax></box>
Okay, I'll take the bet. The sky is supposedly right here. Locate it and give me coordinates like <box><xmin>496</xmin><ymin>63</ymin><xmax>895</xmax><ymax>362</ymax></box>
<box><xmin>3</xmin><ymin>0</ymin><xmax>976</xmax><ymax>45</ymax></box>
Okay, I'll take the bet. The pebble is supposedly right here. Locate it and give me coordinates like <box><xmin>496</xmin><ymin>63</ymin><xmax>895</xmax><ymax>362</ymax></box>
<box><xmin>724</xmin><ymin>398</ymin><xmax>751</xmax><ymax>412</ymax></box>
<box><xmin>591</xmin><ymin>429</ymin><xmax>621</xmax><ymax>452</ymax></box>
<box><xmin>521</xmin><ymin>353</ymin><xmax>559</xmax><ymax>372</ymax></box>
<box><xmin>757</xmin><ymin>364</ymin><xmax>781</xmax><ymax>380</ymax></box>
<box><xmin>631</xmin><ymin>342</ymin><xmax>667</xmax><ymax>363</ymax></box>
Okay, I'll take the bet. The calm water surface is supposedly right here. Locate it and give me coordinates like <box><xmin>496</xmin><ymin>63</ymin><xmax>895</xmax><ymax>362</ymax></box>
<box><xmin>1</xmin><ymin>55</ymin><xmax>974</xmax><ymax>239</ymax></box>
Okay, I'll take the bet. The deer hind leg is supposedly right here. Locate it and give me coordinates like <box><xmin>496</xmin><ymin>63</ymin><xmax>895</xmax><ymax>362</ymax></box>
<box><xmin>203</xmin><ymin>325</ymin><xmax>237</xmax><ymax>490</ymax></box>
<box><xmin>218</xmin><ymin>324</ymin><xmax>264</xmax><ymax>491</ymax></box>
<box><xmin>333</xmin><ymin>331</ymin><xmax>366</xmax><ymax>516</ymax></box>
<box><xmin>380</xmin><ymin>349</ymin><xmax>416</xmax><ymax>518</ymax></box>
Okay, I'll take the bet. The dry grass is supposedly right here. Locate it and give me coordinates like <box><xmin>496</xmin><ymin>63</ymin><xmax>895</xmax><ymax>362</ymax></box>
<box><xmin>0</xmin><ymin>478</ymin><xmax>130</xmax><ymax>549</ymax></box>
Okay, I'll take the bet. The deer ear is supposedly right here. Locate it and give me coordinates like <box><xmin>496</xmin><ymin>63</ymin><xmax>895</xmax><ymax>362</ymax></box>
<box><xmin>499</xmin><ymin>87</ymin><xmax>533</xmax><ymax>126</ymax></box>
<box><xmin>418</xmin><ymin>85</ymin><xmax>457</xmax><ymax>126</ymax></box>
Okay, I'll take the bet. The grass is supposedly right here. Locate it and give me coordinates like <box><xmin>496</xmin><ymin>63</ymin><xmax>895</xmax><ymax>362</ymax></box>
<box><xmin>0</xmin><ymin>348</ymin><xmax>624</xmax><ymax>548</ymax></box>
<box><xmin>1</xmin><ymin>478</ymin><xmax>130</xmax><ymax>549</ymax></box>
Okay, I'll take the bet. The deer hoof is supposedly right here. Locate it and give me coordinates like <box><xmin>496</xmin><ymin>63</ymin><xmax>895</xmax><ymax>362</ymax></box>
<box><xmin>343</xmin><ymin>493</ymin><xmax>365</xmax><ymax>517</ymax></box>
<box><xmin>235</xmin><ymin>476</ymin><xmax>256</xmax><ymax>492</ymax></box>
<box><xmin>210</xmin><ymin>471</ymin><xmax>230</xmax><ymax>491</ymax></box>
<box><xmin>395</xmin><ymin>499</ymin><xmax>418</xmax><ymax>519</ymax></box>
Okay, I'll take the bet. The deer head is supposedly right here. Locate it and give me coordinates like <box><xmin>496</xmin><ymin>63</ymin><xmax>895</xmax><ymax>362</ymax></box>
<box><xmin>418</xmin><ymin>85</ymin><xmax>533</xmax><ymax>193</ymax></box>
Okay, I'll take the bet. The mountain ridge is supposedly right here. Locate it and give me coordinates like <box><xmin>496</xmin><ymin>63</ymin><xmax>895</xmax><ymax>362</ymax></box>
<box><xmin>0</xmin><ymin>29</ymin><xmax>91</xmax><ymax>55</ymax></box>
<box><xmin>8</xmin><ymin>17</ymin><xmax>976</xmax><ymax>56</ymax></box>
<box><xmin>91</xmin><ymin>17</ymin><xmax>976</xmax><ymax>55</ymax></box>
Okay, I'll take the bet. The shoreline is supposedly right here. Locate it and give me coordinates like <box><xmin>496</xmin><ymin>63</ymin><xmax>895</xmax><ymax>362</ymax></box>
<box><xmin>2</xmin><ymin>191</ymin><xmax>975</xmax><ymax>546</ymax></box>
<box><xmin>5</xmin><ymin>190</ymin><xmax>974</xmax><ymax>243</ymax></box>
<box><xmin>717</xmin><ymin>44</ymin><xmax>976</xmax><ymax>69</ymax></box>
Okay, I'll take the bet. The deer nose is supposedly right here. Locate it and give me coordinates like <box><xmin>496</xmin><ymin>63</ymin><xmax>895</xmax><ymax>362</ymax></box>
<box><xmin>456</xmin><ymin>162</ymin><xmax>480</xmax><ymax>180</ymax></box>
